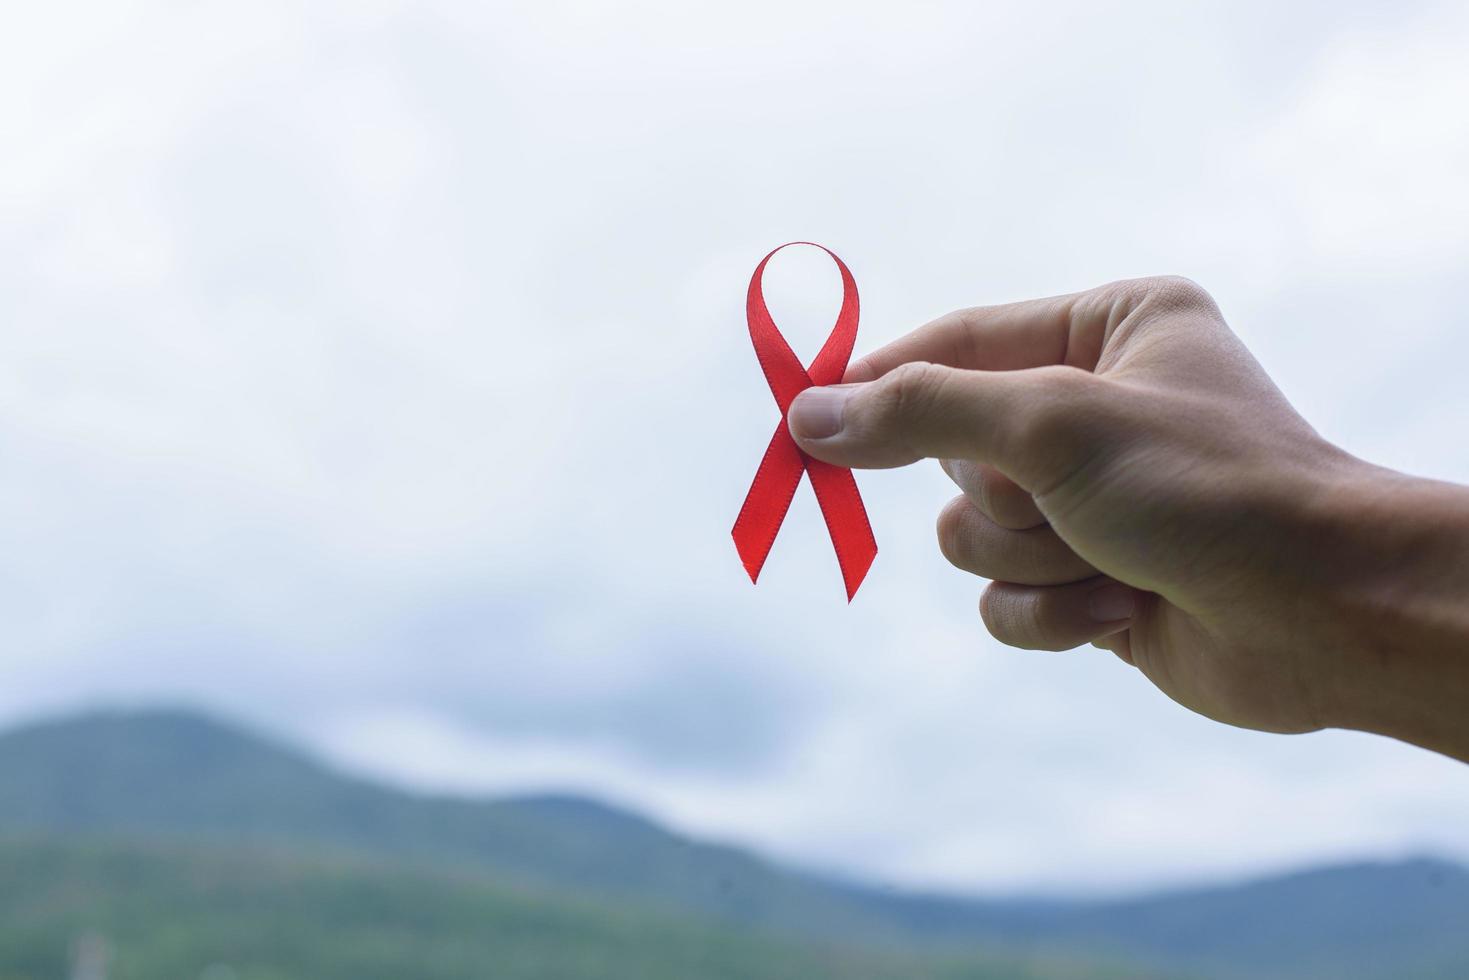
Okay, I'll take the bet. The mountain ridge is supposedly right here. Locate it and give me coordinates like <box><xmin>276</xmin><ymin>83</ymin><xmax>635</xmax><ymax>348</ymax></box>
<box><xmin>2</xmin><ymin>706</ymin><xmax>1467</xmax><ymax>979</ymax></box>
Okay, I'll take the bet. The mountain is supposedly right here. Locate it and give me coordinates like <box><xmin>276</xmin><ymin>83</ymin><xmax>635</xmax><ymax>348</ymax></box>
<box><xmin>1</xmin><ymin>708</ymin><xmax>1467</xmax><ymax>979</ymax></box>
<box><xmin>0</xmin><ymin>837</ymin><xmax>1121</xmax><ymax>980</ymax></box>
<box><xmin>0</xmin><ymin>708</ymin><xmax>994</xmax><ymax>942</ymax></box>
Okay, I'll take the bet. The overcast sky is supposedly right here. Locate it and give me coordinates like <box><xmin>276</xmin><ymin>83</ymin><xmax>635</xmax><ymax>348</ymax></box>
<box><xmin>3</xmin><ymin>0</ymin><xmax>1469</xmax><ymax>896</ymax></box>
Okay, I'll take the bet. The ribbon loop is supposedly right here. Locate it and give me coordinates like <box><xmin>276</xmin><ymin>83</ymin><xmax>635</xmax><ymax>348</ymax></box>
<box><xmin>732</xmin><ymin>243</ymin><xmax>878</xmax><ymax>600</ymax></box>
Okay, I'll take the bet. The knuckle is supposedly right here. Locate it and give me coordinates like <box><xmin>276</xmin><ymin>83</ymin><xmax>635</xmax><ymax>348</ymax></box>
<box><xmin>1093</xmin><ymin>275</ymin><xmax>1218</xmax><ymax>319</ymax></box>
<box><xmin>949</xmin><ymin>307</ymin><xmax>995</xmax><ymax>364</ymax></box>
<box><xmin>1137</xmin><ymin>275</ymin><xmax>1219</xmax><ymax>314</ymax></box>
<box><xmin>843</xmin><ymin>355</ymin><xmax>880</xmax><ymax>384</ymax></box>
<box><xmin>875</xmin><ymin>361</ymin><xmax>950</xmax><ymax>454</ymax></box>
<box><xmin>979</xmin><ymin>584</ymin><xmax>1046</xmax><ymax>650</ymax></box>
<box><xmin>1151</xmin><ymin>274</ymin><xmax>1216</xmax><ymax>309</ymax></box>
<box><xmin>884</xmin><ymin>361</ymin><xmax>944</xmax><ymax>419</ymax></box>
<box><xmin>1013</xmin><ymin>603</ymin><xmax>1054</xmax><ymax>650</ymax></box>
<box><xmin>935</xmin><ymin>497</ymin><xmax>972</xmax><ymax>568</ymax></box>
<box><xmin>972</xmin><ymin>468</ymin><xmax>1001</xmax><ymax>523</ymax></box>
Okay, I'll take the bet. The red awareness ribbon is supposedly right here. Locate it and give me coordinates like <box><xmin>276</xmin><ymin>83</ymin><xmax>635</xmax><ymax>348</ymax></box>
<box><xmin>732</xmin><ymin>243</ymin><xmax>878</xmax><ymax>601</ymax></box>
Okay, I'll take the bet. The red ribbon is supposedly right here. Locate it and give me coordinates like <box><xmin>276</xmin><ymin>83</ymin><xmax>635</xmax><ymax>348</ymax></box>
<box><xmin>732</xmin><ymin>243</ymin><xmax>878</xmax><ymax>600</ymax></box>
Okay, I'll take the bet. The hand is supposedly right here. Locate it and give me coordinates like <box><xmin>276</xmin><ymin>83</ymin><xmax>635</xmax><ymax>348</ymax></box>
<box><xmin>788</xmin><ymin>277</ymin><xmax>1469</xmax><ymax>760</ymax></box>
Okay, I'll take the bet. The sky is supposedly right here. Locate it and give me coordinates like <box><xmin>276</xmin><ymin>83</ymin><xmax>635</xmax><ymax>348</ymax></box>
<box><xmin>3</xmin><ymin>0</ymin><xmax>1469</xmax><ymax>896</ymax></box>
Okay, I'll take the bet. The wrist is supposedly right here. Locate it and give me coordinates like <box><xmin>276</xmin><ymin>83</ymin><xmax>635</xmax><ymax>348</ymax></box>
<box><xmin>1313</xmin><ymin>462</ymin><xmax>1469</xmax><ymax>760</ymax></box>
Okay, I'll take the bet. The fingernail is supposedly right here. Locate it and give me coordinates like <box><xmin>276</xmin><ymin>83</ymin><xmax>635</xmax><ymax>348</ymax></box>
<box><xmin>788</xmin><ymin>387</ymin><xmax>851</xmax><ymax>440</ymax></box>
<box><xmin>1088</xmin><ymin>584</ymin><xmax>1136</xmax><ymax>623</ymax></box>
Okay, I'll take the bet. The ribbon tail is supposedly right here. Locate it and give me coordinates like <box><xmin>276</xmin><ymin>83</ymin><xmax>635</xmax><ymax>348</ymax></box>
<box><xmin>731</xmin><ymin>421</ymin><xmax>805</xmax><ymax>584</ymax></box>
<box><xmin>806</xmin><ymin>458</ymin><xmax>878</xmax><ymax>601</ymax></box>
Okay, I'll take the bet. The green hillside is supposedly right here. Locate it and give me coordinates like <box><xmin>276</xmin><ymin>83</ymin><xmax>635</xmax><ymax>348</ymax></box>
<box><xmin>0</xmin><ymin>837</ymin><xmax>1138</xmax><ymax>980</ymax></box>
<box><xmin>0</xmin><ymin>708</ymin><xmax>996</xmax><ymax>943</ymax></box>
<box><xmin>1</xmin><ymin>708</ymin><xmax>1467</xmax><ymax>980</ymax></box>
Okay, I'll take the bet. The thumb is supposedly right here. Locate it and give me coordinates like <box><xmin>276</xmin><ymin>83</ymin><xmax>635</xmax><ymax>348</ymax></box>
<box><xmin>787</xmin><ymin>361</ymin><xmax>1103</xmax><ymax>492</ymax></box>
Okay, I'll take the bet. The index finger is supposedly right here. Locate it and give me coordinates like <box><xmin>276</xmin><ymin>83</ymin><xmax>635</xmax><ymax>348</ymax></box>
<box><xmin>845</xmin><ymin>288</ymin><xmax>1113</xmax><ymax>383</ymax></box>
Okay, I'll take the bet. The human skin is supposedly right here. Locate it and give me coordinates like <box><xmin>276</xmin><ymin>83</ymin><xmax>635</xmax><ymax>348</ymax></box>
<box><xmin>786</xmin><ymin>277</ymin><xmax>1469</xmax><ymax>763</ymax></box>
